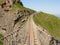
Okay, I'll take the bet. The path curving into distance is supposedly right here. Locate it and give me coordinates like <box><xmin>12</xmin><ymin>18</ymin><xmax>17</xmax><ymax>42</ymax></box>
<box><xmin>28</xmin><ymin>13</ymin><xmax>51</xmax><ymax>45</ymax></box>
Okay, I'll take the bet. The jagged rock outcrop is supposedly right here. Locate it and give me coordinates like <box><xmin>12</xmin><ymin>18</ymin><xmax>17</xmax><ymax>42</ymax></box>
<box><xmin>0</xmin><ymin>0</ymin><xmax>23</xmax><ymax>11</ymax></box>
<box><xmin>13</xmin><ymin>0</ymin><xmax>23</xmax><ymax>6</ymax></box>
<box><xmin>0</xmin><ymin>0</ymin><xmax>12</xmax><ymax>11</ymax></box>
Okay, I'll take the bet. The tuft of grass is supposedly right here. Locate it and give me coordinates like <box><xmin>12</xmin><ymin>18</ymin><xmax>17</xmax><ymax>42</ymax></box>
<box><xmin>0</xmin><ymin>34</ymin><xmax>3</xmax><ymax>39</ymax></box>
<box><xmin>33</xmin><ymin>12</ymin><xmax>60</xmax><ymax>40</ymax></box>
<box><xmin>0</xmin><ymin>34</ymin><xmax>3</xmax><ymax>45</ymax></box>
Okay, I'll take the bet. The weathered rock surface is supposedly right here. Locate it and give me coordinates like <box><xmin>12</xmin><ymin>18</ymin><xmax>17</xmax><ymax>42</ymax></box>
<box><xmin>0</xmin><ymin>0</ymin><xmax>32</xmax><ymax>36</ymax></box>
<box><xmin>0</xmin><ymin>0</ymin><xmax>23</xmax><ymax>11</ymax></box>
<box><xmin>2</xmin><ymin>20</ymin><xmax>29</xmax><ymax>45</ymax></box>
<box><xmin>0</xmin><ymin>5</ymin><xmax>31</xmax><ymax>45</ymax></box>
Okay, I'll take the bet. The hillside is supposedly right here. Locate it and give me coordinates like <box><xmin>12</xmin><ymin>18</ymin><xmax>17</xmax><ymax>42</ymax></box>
<box><xmin>1</xmin><ymin>0</ymin><xmax>60</xmax><ymax>45</ymax></box>
<box><xmin>33</xmin><ymin>12</ymin><xmax>60</xmax><ymax>40</ymax></box>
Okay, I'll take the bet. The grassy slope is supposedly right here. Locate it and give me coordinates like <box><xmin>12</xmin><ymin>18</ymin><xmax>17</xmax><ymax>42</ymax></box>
<box><xmin>11</xmin><ymin>3</ymin><xmax>35</xmax><ymax>13</ymax></box>
<box><xmin>33</xmin><ymin>12</ymin><xmax>60</xmax><ymax>40</ymax></box>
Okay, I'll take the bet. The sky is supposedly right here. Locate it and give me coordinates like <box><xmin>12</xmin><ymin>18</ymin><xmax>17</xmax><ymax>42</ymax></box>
<box><xmin>22</xmin><ymin>0</ymin><xmax>60</xmax><ymax>17</ymax></box>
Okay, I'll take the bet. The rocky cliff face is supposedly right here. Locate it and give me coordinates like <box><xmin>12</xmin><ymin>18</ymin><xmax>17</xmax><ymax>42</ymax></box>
<box><xmin>0</xmin><ymin>0</ymin><xmax>34</xmax><ymax>35</ymax></box>
<box><xmin>0</xmin><ymin>0</ymin><xmax>34</xmax><ymax>44</ymax></box>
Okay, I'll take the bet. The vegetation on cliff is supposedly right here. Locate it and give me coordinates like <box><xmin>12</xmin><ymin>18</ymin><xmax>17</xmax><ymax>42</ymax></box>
<box><xmin>11</xmin><ymin>3</ymin><xmax>35</xmax><ymax>12</ymax></box>
<box><xmin>0</xmin><ymin>34</ymin><xmax>3</xmax><ymax>45</ymax></box>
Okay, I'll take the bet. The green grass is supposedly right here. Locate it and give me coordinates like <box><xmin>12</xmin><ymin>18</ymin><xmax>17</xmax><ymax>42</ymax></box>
<box><xmin>0</xmin><ymin>34</ymin><xmax>3</xmax><ymax>39</ymax></box>
<box><xmin>0</xmin><ymin>34</ymin><xmax>3</xmax><ymax>45</ymax></box>
<box><xmin>11</xmin><ymin>3</ymin><xmax>35</xmax><ymax>13</ymax></box>
<box><xmin>33</xmin><ymin>12</ymin><xmax>60</xmax><ymax>40</ymax></box>
<box><xmin>0</xmin><ymin>41</ymin><xmax>3</xmax><ymax>45</ymax></box>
